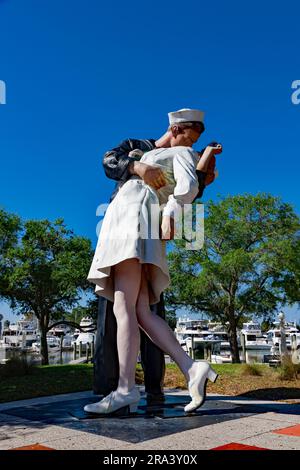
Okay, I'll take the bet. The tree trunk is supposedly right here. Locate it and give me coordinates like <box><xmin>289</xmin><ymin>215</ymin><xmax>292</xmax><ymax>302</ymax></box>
<box><xmin>227</xmin><ymin>307</ymin><xmax>241</xmax><ymax>363</ymax></box>
<box><xmin>229</xmin><ymin>328</ymin><xmax>241</xmax><ymax>363</ymax></box>
<box><xmin>39</xmin><ymin>324</ymin><xmax>49</xmax><ymax>366</ymax></box>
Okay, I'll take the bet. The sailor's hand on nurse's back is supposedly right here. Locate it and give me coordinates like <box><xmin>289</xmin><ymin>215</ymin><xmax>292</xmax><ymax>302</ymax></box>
<box><xmin>161</xmin><ymin>215</ymin><xmax>175</xmax><ymax>240</ymax></box>
<box><xmin>130</xmin><ymin>161</ymin><xmax>167</xmax><ymax>190</ymax></box>
<box><xmin>128</xmin><ymin>149</ymin><xmax>145</xmax><ymax>159</ymax></box>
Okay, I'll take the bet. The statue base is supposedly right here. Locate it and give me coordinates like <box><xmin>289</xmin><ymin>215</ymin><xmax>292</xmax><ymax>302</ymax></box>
<box><xmin>71</xmin><ymin>394</ymin><xmax>192</xmax><ymax>419</ymax></box>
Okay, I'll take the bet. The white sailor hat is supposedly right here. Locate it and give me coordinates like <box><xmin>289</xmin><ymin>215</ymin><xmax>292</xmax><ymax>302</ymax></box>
<box><xmin>168</xmin><ymin>108</ymin><xmax>205</xmax><ymax>126</ymax></box>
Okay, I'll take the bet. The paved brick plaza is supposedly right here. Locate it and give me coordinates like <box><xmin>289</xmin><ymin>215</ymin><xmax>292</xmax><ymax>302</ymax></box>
<box><xmin>0</xmin><ymin>388</ymin><xmax>300</xmax><ymax>450</ymax></box>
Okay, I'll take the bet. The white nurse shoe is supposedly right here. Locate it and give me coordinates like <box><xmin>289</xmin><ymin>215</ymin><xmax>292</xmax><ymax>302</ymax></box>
<box><xmin>84</xmin><ymin>387</ymin><xmax>140</xmax><ymax>415</ymax></box>
<box><xmin>184</xmin><ymin>362</ymin><xmax>218</xmax><ymax>413</ymax></box>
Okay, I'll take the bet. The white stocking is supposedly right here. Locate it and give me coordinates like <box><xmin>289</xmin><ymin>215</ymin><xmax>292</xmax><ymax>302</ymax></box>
<box><xmin>136</xmin><ymin>268</ymin><xmax>195</xmax><ymax>382</ymax></box>
<box><xmin>113</xmin><ymin>259</ymin><xmax>142</xmax><ymax>394</ymax></box>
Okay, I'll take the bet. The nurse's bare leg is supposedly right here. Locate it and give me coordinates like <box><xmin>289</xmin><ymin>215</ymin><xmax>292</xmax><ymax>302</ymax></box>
<box><xmin>113</xmin><ymin>258</ymin><xmax>141</xmax><ymax>394</ymax></box>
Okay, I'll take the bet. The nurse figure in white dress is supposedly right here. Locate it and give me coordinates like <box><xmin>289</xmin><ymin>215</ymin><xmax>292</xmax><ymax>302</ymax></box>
<box><xmin>85</xmin><ymin>109</ymin><xmax>220</xmax><ymax>415</ymax></box>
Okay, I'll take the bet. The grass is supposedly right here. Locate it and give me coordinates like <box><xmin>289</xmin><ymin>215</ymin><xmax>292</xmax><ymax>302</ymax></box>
<box><xmin>278</xmin><ymin>356</ymin><xmax>300</xmax><ymax>381</ymax></box>
<box><xmin>157</xmin><ymin>363</ymin><xmax>300</xmax><ymax>402</ymax></box>
<box><xmin>240</xmin><ymin>363</ymin><xmax>263</xmax><ymax>377</ymax></box>
<box><xmin>201</xmin><ymin>364</ymin><xmax>300</xmax><ymax>402</ymax></box>
<box><xmin>0</xmin><ymin>362</ymin><xmax>299</xmax><ymax>404</ymax></box>
<box><xmin>0</xmin><ymin>357</ymin><xmax>36</xmax><ymax>378</ymax></box>
<box><xmin>0</xmin><ymin>363</ymin><xmax>94</xmax><ymax>403</ymax></box>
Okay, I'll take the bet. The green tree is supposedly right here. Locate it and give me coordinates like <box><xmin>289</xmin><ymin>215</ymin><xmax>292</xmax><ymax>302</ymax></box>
<box><xmin>1</xmin><ymin>217</ymin><xmax>94</xmax><ymax>365</ymax></box>
<box><xmin>165</xmin><ymin>307</ymin><xmax>177</xmax><ymax>330</ymax></box>
<box><xmin>0</xmin><ymin>209</ymin><xmax>21</xmax><ymax>294</ymax></box>
<box><xmin>272</xmin><ymin>237</ymin><xmax>300</xmax><ymax>305</ymax></box>
<box><xmin>260</xmin><ymin>319</ymin><xmax>273</xmax><ymax>333</ymax></box>
<box><xmin>166</xmin><ymin>194</ymin><xmax>300</xmax><ymax>363</ymax></box>
<box><xmin>0</xmin><ymin>209</ymin><xmax>20</xmax><ymax>253</ymax></box>
<box><xmin>67</xmin><ymin>297</ymin><xmax>98</xmax><ymax>326</ymax></box>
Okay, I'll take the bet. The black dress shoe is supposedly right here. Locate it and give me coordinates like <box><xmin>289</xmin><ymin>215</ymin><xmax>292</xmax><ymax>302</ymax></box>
<box><xmin>146</xmin><ymin>392</ymin><xmax>165</xmax><ymax>406</ymax></box>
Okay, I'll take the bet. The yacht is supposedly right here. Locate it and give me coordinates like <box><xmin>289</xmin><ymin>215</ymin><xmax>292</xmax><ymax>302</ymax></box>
<box><xmin>266</xmin><ymin>321</ymin><xmax>300</xmax><ymax>350</ymax></box>
<box><xmin>175</xmin><ymin>318</ymin><xmax>232</xmax><ymax>348</ymax></box>
<box><xmin>175</xmin><ymin>317</ymin><xmax>223</xmax><ymax>359</ymax></box>
<box><xmin>72</xmin><ymin>332</ymin><xmax>95</xmax><ymax>350</ymax></box>
<box><xmin>32</xmin><ymin>335</ymin><xmax>61</xmax><ymax>353</ymax></box>
<box><xmin>61</xmin><ymin>334</ymin><xmax>76</xmax><ymax>349</ymax></box>
<box><xmin>211</xmin><ymin>351</ymin><xmax>232</xmax><ymax>364</ymax></box>
<box><xmin>207</xmin><ymin>322</ymin><xmax>231</xmax><ymax>349</ymax></box>
<box><xmin>174</xmin><ymin>317</ymin><xmax>209</xmax><ymax>345</ymax></box>
<box><xmin>48</xmin><ymin>323</ymin><xmax>71</xmax><ymax>337</ymax></box>
<box><xmin>0</xmin><ymin>318</ymin><xmax>38</xmax><ymax>350</ymax></box>
<box><xmin>240</xmin><ymin>321</ymin><xmax>271</xmax><ymax>350</ymax></box>
<box><xmin>71</xmin><ymin>317</ymin><xmax>96</xmax><ymax>349</ymax></box>
<box><xmin>75</xmin><ymin>317</ymin><xmax>95</xmax><ymax>333</ymax></box>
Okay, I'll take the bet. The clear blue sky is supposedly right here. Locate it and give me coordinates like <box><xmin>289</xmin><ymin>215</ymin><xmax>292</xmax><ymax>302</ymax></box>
<box><xmin>0</xmin><ymin>0</ymin><xmax>299</xmax><ymax>322</ymax></box>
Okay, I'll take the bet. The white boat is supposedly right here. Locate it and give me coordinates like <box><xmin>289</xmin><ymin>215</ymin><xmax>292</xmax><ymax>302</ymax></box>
<box><xmin>0</xmin><ymin>341</ymin><xmax>13</xmax><ymax>350</ymax></box>
<box><xmin>240</xmin><ymin>321</ymin><xmax>271</xmax><ymax>350</ymax></box>
<box><xmin>75</xmin><ymin>317</ymin><xmax>94</xmax><ymax>333</ymax></box>
<box><xmin>72</xmin><ymin>317</ymin><xmax>95</xmax><ymax>350</ymax></box>
<box><xmin>207</xmin><ymin>322</ymin><xmax>231</xmax><ymax>349</ymax></box>
<box><xmin>175</xmin><ymin>317</ymin><xmax>225</xmax><ymax>360</ymax></box>
<box><xmin>211</xmin><ymin>353</ymin><xmax>232</xmax><ymax>364</ymax></box>
<box><xmin>266</xmin><ymin>322</ymin><xmax>300</xmax><ymax>350</ymax></box>
<box><xmin>185</xmin><ymin>335</ymin><xmax>223</xmax><ymax>360</ymax></box>
<box><xmin>62</xmin><ymin>334</ymin><xmax>76</xmax><ymax>349</ymax></box>
<box><xmin>48</xmin><ymin>323</ymin><xmax>71</xmax><ymax>337</ymax></box>
<box><xmin>32</xmin><ymin>335</ymin><xmax>61</xmax><ymax>353</ymax></box>
<box><xmin>72</xmin><ymin>332</ymin><xmax>95</xmax><ymax>349</ymax></box>
<box><xmin>175</xmin><ymin>317</ymin><xmax>232</xmax><ymax>350</ymax></box>
<box><xmin>0</xmin><ymin>318</ymin><xmax>38</xmax><ymax>350</ymax></box>
<box><xmin>175</xmin><ymin>317</ymin><xmax>209</xmax><ymax>345</ymax></box>
<box><xmin>276</xmin><ymin>321</ymin><xmax>300</xmax><ymax>347</ymax></box>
